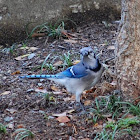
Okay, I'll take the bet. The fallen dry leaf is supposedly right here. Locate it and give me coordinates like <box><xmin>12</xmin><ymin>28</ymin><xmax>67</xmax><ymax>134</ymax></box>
<box><xmin>63</xmin><ymin>96</ymin><xmax>75</xmax><ymax>101</ymax></box>
<box><xmin>124</xmin><ymin>114</ymin><xmax>135</xmax><ymax>119</ymax></box>
<box><xmin>53</xmin><ymin>91</ymin><xmax>63</xmax><ymax>95</ymax></box>
<box><xmin>84</xmin><ymin>100</ymin><xmax>92</xmax><ymax>106</ymax></box>
<box><xmin>15</xmin><ymin>54</ymin><xmax>30</xmax><ymax>61</ymax></box>
<box><xmin>19</xmin><ymin>46</ymin><xmax>29</xmax><ymax>50</ymax></box>
<box><xmin>94</xmin><ymin>123</ymin><xmax>103</xmax><ymax>130</ymax></box>
<box><xmin>64</xmin><ymin>39</ymin><xmax>77</xmax><ymax>44</ymax></box>
<box><xmin>81</xmin><ymin>138</ymin><xmax>91</xmax><ymax>140</ymax></box>
<box><xmin>100</xmin><ymin>43</ymin><xmax>106</xmax><ymax>46</ymax></box>
<box><xmin>67</xmin><ymin>109</ymin><xmax>75</xmax><ymax>114</ymax></box>
<box><xmin>107</xmin><ymin>45</ymin><xmax>115</xmax><ymax>50</ymax></box>
<box><xmin>1</xmin><ymin>91</ymin><xmax>11</xmax><ymax>95</ymax></box>
<box><xmin>6</xmin><ymin>108</ymin><xmax>17</xmax><ymax>114</ymax></box>
<box><xmin>56</xmin><ymin>116</ymin><xmax>70</xmax><ymax>123</ymax></box>
<box><xmin>17</xmin><ymin>124</ymin><xmax>25</xmax><ymax>128</ymax></box>
<box><xmin>94</xmin><ymin>123</ymin><xmax>99</xmax><ymax>127</ymax></box>
<box><xmin>31</xmin><ymin>33</ymin><xmax>45</xmax><ymax>38</ymax></box>
<box><xmin>7</xmin><ymin>123</ymin><xmax>14</xmax><ymax>129</ymax></box>
<box><xmin>53</xmin><ymin>61</ymin><xmax>63</xmax><ymax>66</ymax></box>
<box><xmin>52</xmin><ymin>112</ymin><xmax>67</xmax><ymax>117</ymax></box>
<box><xmin>107</xmin><ymin>118</ymin><xmax>115</xmax><ymax>123</ymax></box>
<box><xmin>86</xmin><ymin>88</ymin><xmax>96</xmax><ymax>93</ymax></box>
<box><xmin>50</xmin><ymin>85</ymin><xmax>59</xmax><ymax>91</ymax></box>
<box><xmin>35</xmin><ymin>88</ymin><xmax>47</xmax><ymax>93</ymax></box>
<box><xmin>11</xmin><ymin>70</ymin><xmax>21</xmax><ymax>75</ymax></box>
<box><xmin>101</xmin><ymin>81</ymin><xmax>116</xmax><ymax>94</ymax></box>
<box><xmin>28</xmin><ymin>47</ymin><xmax>38</xmax><ymax>51</ymax></box>
<box><xmin>102</xmin><ymin>114</ymin><xmax>112</xmax><ymax>118</ymax></box>
<box><xmin>110</xmin><ymin>81</ymin><xmax>117</xmax><ymax>86</ymax></box>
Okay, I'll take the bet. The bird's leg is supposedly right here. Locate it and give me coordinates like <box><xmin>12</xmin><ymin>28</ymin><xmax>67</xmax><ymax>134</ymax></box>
<box><xmin>76</xmin><ymin>101</ymin><xmax>85</xmax><ymax>111</ymax></box>
<box><xmin>75</xmin><ymin>92</ymin><xmax>85</xmax><ymax>112</ymax></box>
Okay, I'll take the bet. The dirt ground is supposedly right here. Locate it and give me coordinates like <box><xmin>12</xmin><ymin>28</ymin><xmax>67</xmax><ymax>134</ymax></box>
<box><xmin>0</xmin><ymin>21</ymin><xmax>139</xmax><ymax>140</ymax></box>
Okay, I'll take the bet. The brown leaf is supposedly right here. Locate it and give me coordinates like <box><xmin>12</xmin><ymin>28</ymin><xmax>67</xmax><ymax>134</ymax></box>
<box><xmin>86</xmin><ymin>88</ymin><xmax>96</xmax><ymax>93</ymax></box>
<box><xmin>81</xmin><ymin>138</ymin><xmax>91</xmax><ymax>140</ymax></box>
<box><xmin>15</xmin><ymin>54</ymin><xmax>30</xmax><ymax>61</ymax></box>
<box><xmin>6</xmin><ymin>108</ymin><xmax>17</xmax><ymax>114</ymax></box>
<box><xmin>64</xmin><ymin>39</ymin><xmax>77</xmax><ymax>44</ymax></box>
<box><xmin>53</xmin><ymin>61</ymin><xmax>63</xmax><ymax>66</ymax></box>
<box><xmin>50</xmin><ymin>85</ymin><xmax>59</xmax><ymax>91</ymax></box>
<box><xmin>1</xmin><ymin>91</ymin><xmax>11</xmax><ymax>95</ymax></box>
<box><xmin>34</xmin><ymin>88</ymin><xmax>47</xmax><ymax>93</ymax></box>
<box><xmin>53</xmin><ymin>91</ymin><xmax>63</xmax><ymax>95</ymax></box>
<box><xmin>28</xmin><ymin>47</ymin><xmax>38</xmax><ymax>51</ymax></box>
<box><xmin>107</xmin><ymin>118</ymin><xmax>115</xmax><ymax>123</ymax></box>
<box><xmin>31</xmin><ymin>33</ymin><xmax>45</xmax><ymax>38</ymax></box>
<box><xmin>124</xmin><ymin>114</ymin><xmax>135</xmax><ymax>119</ymax></box>
<box><xmin>52</xmin><ymin>112</ymin><xmax>66</xmax><ymax>117</ymax></box>
<box><xmin>46</xmin><ymin>122</ymin><xmax>51</xmax><ymax>127</ymax></box>
<box><xmin>11</xmin><ymin>70</ymin><xmax>21</xmax><ymax>75</ymax></box>
<box><xmin>7</xmin><ymin>123</ymin><xmax>14</xmax><ymax>129</ymax></box>
<box><xmin>84</xmin><ymin>100</ymin><xmax>92</xmax><ymax>106</ymax></box>
<box><xmin>67</xmin><ymin>109</ymin><xmax>75</xmax><ymax>114</ymax></box>
<box><xmin>56</xmin><ymin>116</ymin><xmax>70</xmax><ymax>123</ymax></box>
<box><xmin>94</xmin><ymin>123</ymin><xmax>103</xmax><ymax>130</ymax></box>
<box><xmin>107</xmin><ymin>45</ymin><xmax>115</xmax><ymax>50</ymax></box>
<box><xmin>63</xmin><ymin>96</ymin><xmax>75</xmax><ymax>101</ymax></box>
<box><xmin>110</xmin><ymin>81</ymin><xmax>117</xmax><ymax>86</ymax></box>
<box><xmin>17</xmin><ymin>124</ymin><xmax>25</xmax><ymax>128</ymax></box>
<box><xmin>93</xmin><ymin>123</ymin><xmax>99</xmax><ymax>127</ymax></box>
<box><xmin>101</xmin><ymin>81</ymin><xmax>116</xmax><ymax>94</ymax></box>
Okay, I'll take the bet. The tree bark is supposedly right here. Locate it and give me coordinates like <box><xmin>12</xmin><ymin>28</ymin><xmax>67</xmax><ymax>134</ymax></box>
<box><xmin>115</xmin><ymin>0</ymin><xmax>140</xmax><ymax>102</ymax></box>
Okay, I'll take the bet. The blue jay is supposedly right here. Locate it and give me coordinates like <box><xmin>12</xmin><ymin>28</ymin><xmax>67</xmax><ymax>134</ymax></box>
<box><xmin>20</xmin><ymin>47</ymin><xmax>104</xmax><ymax>110</ymax></box>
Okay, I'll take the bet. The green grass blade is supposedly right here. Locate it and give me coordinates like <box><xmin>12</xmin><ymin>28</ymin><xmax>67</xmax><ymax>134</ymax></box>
<box><xmin>40</xmin><ymin>53</ymin><xmax>51</xmax><ymax>74</ymax></box>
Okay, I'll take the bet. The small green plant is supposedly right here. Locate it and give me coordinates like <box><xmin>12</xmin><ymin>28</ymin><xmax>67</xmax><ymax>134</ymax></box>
<box><xmin>48</xmin><ymin>21</ymin><xmax>65</xmax><ymax>39</ymax></box>
<box><xmin>118</xmin><ymin>117</ymin><xmax>140</xmax><ymax>129</ymax></box>
<box><xmin>92</xmin><ymin>115</ymin><xmax>98</xmax><ymax>124</ymax></box>
<box><xmin>27</xmin><ymin>19</ymin><xmax>76</xmax><ymax>39</ymax></box>
<box><xmin>0</xmin><ymin>123</ymin><xmax>7</xmax><ymax>134</ymax></box>
<box><xmin>104</xmin><ymin>40</ymin><xmax>109</xmax><ymax>46</ymax></box>
<box><xmin>28</xmin><ymin>21</ymin><xmax>65</xmax><ymax>39</ymax></box>
<box><xmin>61</xmin><ymin>52</ymin><xmax>73</xmax><ymax>68</ymax></box>
<box><xmin>106</xmin><ymin>117</ymin><xmax>140</xmax><ymax>130</ymax></box>
<box><xmin>40</xmin><ymin>54</ymin><xmax>57</xmax><ymax>73</ymax></box>
<box><xmin>107</xmin><ymin>95</ymin><xmax>123</xmax><ymax>119</ymax></box>
<box><xmin>44</xmin><ymin>93</ymin><xmax>56</xmax><ymax>106</ymax></box>
<box><xmin>92</xmin><ymin>96</ymin><xmax>140</xmax><ymax>140</ymax></box>
<box><xmin>40</xmin><ymin>53</ymin><xmax>51</xmax><ymax>74</ymax></box>
<box><xmin>117</xmin><ymin>101</ymin><xmax>140</xmax><ymax>116</ymax></box>
<box><xmin>95</xmin><ymin>117</ymin><xmax>140</xmax><ymax>140</ymax></box>
<box><xmin>91</xmin><ymin>98</ymin><xmax>105</xmax><ymax>123</ymax></box>
<box><xmin>14</xmin><ymin>128</ymin><xmax>34</xmax><ymax>140</ymax></box>
<box><xmin>45</xmin><ymin>63</ymin><xmax>55</xmax><ymax>71</ymax></box>
<box><xmin>94</xmin><ymin>126</ymin><xmax>118</xmax><ymax>140</ymax></box>
<box><xmin>36</xmin><ymin>92</ymin><xmax>56</xmax><ymax>106</ymax></box>
<box><xmin>21</xmin><ymin>42</ymin><xmax>28</xmax><ymax>49</ymax></box>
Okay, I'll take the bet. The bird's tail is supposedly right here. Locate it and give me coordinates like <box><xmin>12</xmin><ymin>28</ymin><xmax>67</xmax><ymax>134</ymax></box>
<box><xmin>19</xmin><ymin>74</ymin><xmax>64</xmax><ymax>79</ymax></box>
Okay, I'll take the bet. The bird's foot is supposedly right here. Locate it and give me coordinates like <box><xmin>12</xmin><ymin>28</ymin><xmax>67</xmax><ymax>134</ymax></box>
<box><xmin>75</xmin><ymin>102</ymin><xmax>87</xmax><ymax>114</ymax></box>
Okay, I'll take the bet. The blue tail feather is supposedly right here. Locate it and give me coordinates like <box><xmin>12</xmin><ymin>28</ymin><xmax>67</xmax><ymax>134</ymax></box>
<box><xmin>19</xmin><ymin>75</ymin><xmax>64</xmax><ymax>79</ymax></box>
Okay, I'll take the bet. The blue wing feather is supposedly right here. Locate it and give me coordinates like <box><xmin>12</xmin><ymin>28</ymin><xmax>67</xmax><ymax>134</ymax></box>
<box><xmin>57</xmin><ymin>62</ymin><xmax>88</xmax><ymax>78</ymax></box>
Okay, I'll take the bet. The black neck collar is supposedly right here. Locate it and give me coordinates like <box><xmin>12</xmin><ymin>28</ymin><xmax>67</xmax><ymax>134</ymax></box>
<box><xmin>82</xmin><ymin>59</ymin><xmax>101</xmax><ymax>72</ymax></box>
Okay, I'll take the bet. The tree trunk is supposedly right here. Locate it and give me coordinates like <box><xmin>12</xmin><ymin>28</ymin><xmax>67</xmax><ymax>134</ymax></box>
<box><xmin>115</xmin><ymin>0</ymin><xmax>140</xmax><ymax>102</ymax></box>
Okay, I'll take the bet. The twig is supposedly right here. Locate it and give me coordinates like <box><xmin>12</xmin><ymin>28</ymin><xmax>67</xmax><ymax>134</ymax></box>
<box><xmin>104</xmin><ymin>56</ymin><xmax>115</xmax><ymax>63</ymax></box>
